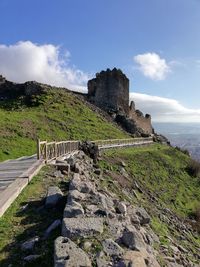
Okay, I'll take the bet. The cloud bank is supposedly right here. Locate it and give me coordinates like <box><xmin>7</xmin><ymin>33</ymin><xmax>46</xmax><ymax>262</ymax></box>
<box><xmin>134</xmin><ymin>52</ymin><xmax>171</xmax><ymax>80</ymax></box>
<box><xmin>0</xmin><ymin>41</ymin><xmax>199</xmax><ymax>122</ymax></box>
<box><xmin>0</xmin><ymin>41</ymin><xmax>89</xmax><ymax>92</ymax></box>
<box><xmin>130</xmin><ymin>92</ymin><xmax>200</xmax><ymax>122</ymax></box>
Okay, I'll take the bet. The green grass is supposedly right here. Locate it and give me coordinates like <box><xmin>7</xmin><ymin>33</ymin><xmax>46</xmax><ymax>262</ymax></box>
<box><xmin>102</xmin><ymin>144</ymin><xmax>200</xmax><ymax>218</ymax></box>
<box><xmin>0</xmin><ymin>88</ymin><xmax>129</xmax><ymax>161</ymax></box>
<box><xmin>0</xmin><ymin>165</ymin><xmax>69</xmax><ymax>267</ymax></box>
<box><xmin>99</xmin><ymin>144</ymin><xmax>200</xmax><ymax>262</ymax></box>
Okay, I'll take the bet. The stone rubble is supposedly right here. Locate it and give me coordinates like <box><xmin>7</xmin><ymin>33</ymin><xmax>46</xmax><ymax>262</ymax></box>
<box><xmin>53</xmin><ymin>151</ymin><xmax>163</xmax><ymax>267</ymax></box>
<box><xmin>21</xmin><ymin>236</ymin><xmax>39</xmax><ymax>251</ymax></box>
<box><xmin>44</xmin><ymin>219</ymin><xmax>61</xmax><ymax>238</ymax></box>
<box><xmin>45</xmin><ymin>186</ymin><xmax>63</xmax><ymax>207</ymax></box>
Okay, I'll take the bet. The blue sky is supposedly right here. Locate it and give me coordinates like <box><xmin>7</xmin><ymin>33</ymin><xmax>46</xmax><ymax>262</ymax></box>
<box><xmin>0</xmin><ymin>0</ymin><xmax>200</xmax><ymax>122</ymax></box>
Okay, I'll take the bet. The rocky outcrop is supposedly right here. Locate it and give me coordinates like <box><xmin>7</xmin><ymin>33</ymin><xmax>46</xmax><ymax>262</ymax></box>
<box><xmin>53</xmin><ymin>151</ymin><xmax>162</xmax><ymax>267</ymax></box>
<box><xmin>0</xmin><ymin>76</ymin><xmax>45</xmax><ymax>100</ymax></box>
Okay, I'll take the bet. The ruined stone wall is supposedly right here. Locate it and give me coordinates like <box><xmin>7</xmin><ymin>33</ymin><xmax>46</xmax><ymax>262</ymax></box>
<box><xmin>129</xmin><ymin>101</ymin><xmax>152</xmax><ymax>134</ymax></box>
<box><xmin>0</xmin><ymin>76</ymin><xmax>46</xmax><ymax>100</ymax></box>
<box><xmin>87</xmin><ymin>69</ymin><xmax>153</xmax><ymax>136</ymax></box>
<box><xmin>129</xmin><ymin>111</ymin><xmax>152</xmax><ymax>135</ymax></box>
<box><xmin>88</xmin><ymin>68</ymin><xmax>129</xmax><ymax>114</ymax></box>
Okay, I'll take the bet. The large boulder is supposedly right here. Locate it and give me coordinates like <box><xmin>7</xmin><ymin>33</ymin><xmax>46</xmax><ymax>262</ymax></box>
<box><xmin>62</xmin><ymin>217</ymin><xmax>104</xmax><ymax>238</ymax></box>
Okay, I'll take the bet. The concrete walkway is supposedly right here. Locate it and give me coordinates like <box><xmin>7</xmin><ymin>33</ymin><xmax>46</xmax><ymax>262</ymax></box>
<box><xmin>0</xmin><ymin>155</ymin><xmax>43</xmax><ymax>217</ymax></box>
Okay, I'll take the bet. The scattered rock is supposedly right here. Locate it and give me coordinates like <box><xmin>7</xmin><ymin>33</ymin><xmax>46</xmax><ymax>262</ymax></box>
<box><xmin>120</xmin><ymin>161</ymin><xmax>126</xmax><ymax>167</ymax></box>
<box><xmin>94</xmin><ymin>209</ymin><xmax>107</xmax><ymax>217</ymax></box>
<box><xmin>74</xmin><ymin>162</ymin><xmax>82</xmax><ymax>173</ymax></box>
<box><xmin>23</xmin><ymin>254</ymin><xmax>41</xmax><ymax>262</ymax></box>
<box><xmin>69</xmin><ymin>173</ymin><xmax>94</xmax><ymax>193</ymax></box>
<box><xmin>56</xmin><ymin>163</ymin><xmax>70</xmax><ymax>173</ymax></box>
<box><xmin>98</xmin><ymin>193</ymin><xmax>114</xmax><ymax>212</ymax></box>
<box><xmin>67</xmin><ymin>189</ymin><xmax>87</xmax><ymax>203</ymax></box>
<box><xmin>62</xmin><ymin>217</ymin><xmax>104</xmax><ymax>238</ymax></box>
<box><xmin>164</xmin><ymin>256</ymin><xmax>176</xmax><ymax>263</ymax></box>
<box><xmin>66</xmin><ymin>156</ymin><xmax>76</xmax><ymax>168</ymax></box>
<box><xmin>94</xmin><ymin>169</ymin><xmax>101</xmax><ymax>175</ymax></box>
<box><xmin>44</xmin><ymin>219</ymin><xmax>61</xmax><ymax>238</ymax></box>
<box><xmin>121</xmin><ymin>250</ymin><xmax>147</xmax><ymax>267</ymax></box>
<box><xmin>116</xmin><ymin>201</ymin><xmax>127</xmax><ymax>215</ymax></box>
<box><xmin>21</xmin><ymin>236</ymin><xmax>39</xmax><ymax>251</ymax></box>
<box><xmin>53</xmin><ymin>170</ymin><xmax>64</xmax><ymax>178</ymax></box>
<box><xmin>83</xmin><ymin>241</ymin><xmax>92</xmax><ymax>250</ymax></box>
<box><xmin>54</xmin><ymin>236</ymin><xmax>91</xmax><ymax>267</ymax></box>
<box><xmin>96</xmin><ymin>251</ymin><xmax>110</xmax><ymax>267</ymax></box>
<box><xmin>64</xmin><ymin>201</ymin><xmax>84</xmax><ymax>218</ymax></box>
<box><xmin>136</xmin><ymin>207</ymin><xmax>151</xmax><ymax>225</ymax></box>
<box><xmin>102</xmin><ymin>238</ymin><xmax>124</xmax><ymax>257</ymax></box>
<box><xmin>45</xmin><ymin>186</ymin><xmax>63</xmax><ymax>207</ymax></box>
<box><xmin>122</xmin><ymin>225</ymin><xmax>145</xmax><ymax>250</ymax></box>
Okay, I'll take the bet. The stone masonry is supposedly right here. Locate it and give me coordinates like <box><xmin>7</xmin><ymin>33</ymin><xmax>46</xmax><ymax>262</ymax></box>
<box><xmin>87</xmin><ymin>68</ymin><xmax>153</xmax><ymax>136</ymax></box>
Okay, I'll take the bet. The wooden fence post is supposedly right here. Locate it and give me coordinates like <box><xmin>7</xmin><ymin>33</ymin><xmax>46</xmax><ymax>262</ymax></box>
<box><xmin>37</xmin><ymin>139</ymin><xmax>40</xmax><ymax>160</ymax></box>
<box><xmin>54</xmin><ymin>141</ymin><xmax>57</xmax><ymax>159</ymax></box>
<box><xmin>45</xmin><ymin>141</ymin><xmax>47</xmax><ymax>164</ymax></box>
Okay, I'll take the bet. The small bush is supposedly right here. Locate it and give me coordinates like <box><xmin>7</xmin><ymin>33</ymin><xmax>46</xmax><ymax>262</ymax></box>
<box><xmin>186</xmin><ymin>159</ymin><xmax>200</xmax><ymax>177</ymax></box>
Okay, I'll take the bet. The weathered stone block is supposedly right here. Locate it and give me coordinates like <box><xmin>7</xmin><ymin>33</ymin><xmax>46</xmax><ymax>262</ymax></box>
<box><xmin>63</xmin><ymin>201</ymin><xmax>84</xmax><ymax>218</ymax></box>
<box><xmin>45</xmin><ymin>186</ymin><xmax>63</xmax><ymax>207</ymax></box>
<box><xmin>62</xmin><ymin>217</ymin><xmax>104</xmax><ymax>238</ymax></box>
<box><xmin>136</xmin><ymin>207</ymin><xmax>151</xmax><ymax>225</ymax></box>
<box><xmin>102</xmin><ymin>238</ymin><xmax>124</xmax><ymax>257</ymax></box>
<box><xmin>54</xmin><ymin>236</ymin><xmax>91</xmax><ymax>267</ymax></box>
<box><xmin>122</xmin><ymin>226</ymin><xmax>145</xmax><ymax>250</ymax></box>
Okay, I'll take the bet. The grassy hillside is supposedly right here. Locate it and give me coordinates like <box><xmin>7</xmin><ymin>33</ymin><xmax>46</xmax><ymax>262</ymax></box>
<box><xmin>0</xmin><ymin>87</ymin><xmax>129</xmax><ymax>161</ymax></box>
<box><xmin>100</xmin><ymin>144</ymin><xmax>200</xmax><ymax>218</ymax></box>
<box><xmin>99</xmin><ymin>144</ymin><xmax>200</xmax><ymax>263</ymax></box>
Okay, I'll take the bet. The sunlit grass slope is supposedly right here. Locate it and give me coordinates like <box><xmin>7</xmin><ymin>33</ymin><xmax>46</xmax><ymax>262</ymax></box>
<box><xmin>0</xmin><ymin>88</ymin><xmax>129</xmax><ymax>161</ymax></box>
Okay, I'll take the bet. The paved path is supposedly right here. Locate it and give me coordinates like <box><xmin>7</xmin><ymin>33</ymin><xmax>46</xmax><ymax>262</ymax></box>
<box><xmin>0</xmin><ymin>155</ymin><xmax>43</xmax><ymax>217</ymax></box>
<box><xmin>0</xmin><ymin>155</ymin><xmax>37</xmax><ymax>193</ymax></box>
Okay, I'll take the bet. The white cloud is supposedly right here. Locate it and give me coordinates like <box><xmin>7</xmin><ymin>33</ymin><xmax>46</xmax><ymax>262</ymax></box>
<box><xmin>130</xmin><ymin>92</ymin><xmax>200</xmax><ymax>122</ymax></box>
<box><xmin>134</xmin><ymin>52</ymin><xmax>171</xmax><ymax>80</ymax></box>
<box><xmin>0</xmin><ymin>41</ymin><xmax>89</xmax><ymax>92</ymax></box>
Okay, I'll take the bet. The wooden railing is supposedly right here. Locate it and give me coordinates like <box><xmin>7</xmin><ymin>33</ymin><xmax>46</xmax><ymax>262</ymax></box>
<box><xmin>37</xmin><ymin>139</ymin><xmax>80</xmax><ymax>163</ymax></box>
<box><xmin>37</xmin><ymin>137</ymin><xmax>153</xmax><ymax>163</ymax></box>
<box><xmin>94</xmin><ymin>137</ymin><xmax>153</xmax><ymax>149</ymax></box>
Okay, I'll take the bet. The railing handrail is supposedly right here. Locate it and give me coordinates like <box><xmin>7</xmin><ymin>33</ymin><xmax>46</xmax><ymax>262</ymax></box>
<box><xmin>37</xmin><ymin>137</ymin><xmax>153</xmax><ymax>163</ymax></box>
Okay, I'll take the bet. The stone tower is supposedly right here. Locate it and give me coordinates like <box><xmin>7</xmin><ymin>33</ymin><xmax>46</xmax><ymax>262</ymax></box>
<box><xmin>87</xmin><ymin>68</ymin><xmax>153</xmax><ymax>136</ymax></box>
<box><xmin>88</xmin><ymin>68</ymin><xmax>129</xmax><ymax>114</ymax></box>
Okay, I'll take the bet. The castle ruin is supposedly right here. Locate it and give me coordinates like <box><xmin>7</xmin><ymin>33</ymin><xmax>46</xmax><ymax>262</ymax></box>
<box><xmin>88</xmin><ymin>68</ymin><xmax>153</xmax><ymax>136</ymax></box>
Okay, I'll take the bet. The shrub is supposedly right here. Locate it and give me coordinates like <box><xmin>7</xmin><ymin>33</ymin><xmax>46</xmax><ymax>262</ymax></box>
<box><xmin>186</xmin><ymin>159</ymin><xmax>200</xmax><ymax>177</ymax></box>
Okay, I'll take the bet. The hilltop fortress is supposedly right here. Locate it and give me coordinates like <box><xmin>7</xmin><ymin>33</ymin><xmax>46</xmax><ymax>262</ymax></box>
<box><xmin>87</xmin><ymin>68</ymin><xmax>153</xmax><ymax>136</ymax></box>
